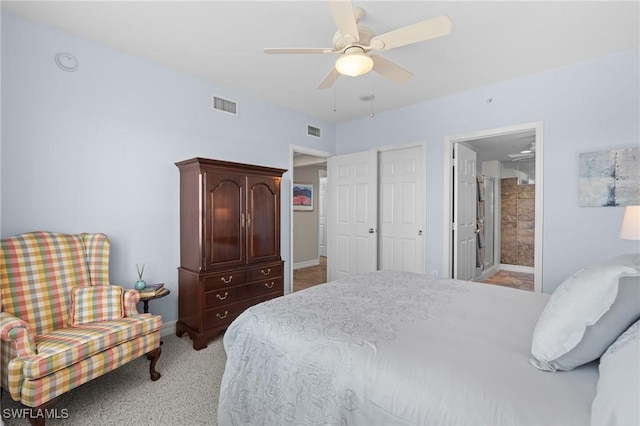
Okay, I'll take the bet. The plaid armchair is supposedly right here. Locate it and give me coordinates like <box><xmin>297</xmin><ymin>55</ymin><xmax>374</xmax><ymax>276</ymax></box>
<box><xmin>0</xmin><ymin>231</ymin><xmax>162</xmax><ymax>425</ymax></box>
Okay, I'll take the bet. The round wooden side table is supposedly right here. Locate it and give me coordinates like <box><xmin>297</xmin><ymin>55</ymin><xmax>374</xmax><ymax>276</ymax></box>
<box><xmin>139</xmin><ymin>288</ymin><xmax>170</xmax><ymax>314</ymax></box>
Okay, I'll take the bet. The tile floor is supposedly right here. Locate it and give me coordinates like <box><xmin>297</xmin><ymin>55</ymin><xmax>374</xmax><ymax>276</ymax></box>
<box><xmin>481</xmin><ymin>270</ymin><xmax>534</xmax><ymax>292</ymax></box>
<box><xmin>293</xmin><ymin>257</ymin><xmax>534</xmax><ymax>292</ymax></box>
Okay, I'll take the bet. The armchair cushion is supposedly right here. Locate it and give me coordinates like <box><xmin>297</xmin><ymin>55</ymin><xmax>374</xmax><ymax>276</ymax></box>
<box><xmin>24</xmin><ymin>314</ymin><xmax>161</xmax><ymax>380</ymax></box>
<box><xmin>69</xmin><ymin>286</ymin><xmax>124</xmax><ymax>326</ymax></box>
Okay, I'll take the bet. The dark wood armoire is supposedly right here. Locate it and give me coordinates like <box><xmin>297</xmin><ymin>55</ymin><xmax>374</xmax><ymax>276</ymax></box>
<box><xmin>175</xmin><ymin>157</ymin><xmax>286</xmax><ymax>350</ymax></box>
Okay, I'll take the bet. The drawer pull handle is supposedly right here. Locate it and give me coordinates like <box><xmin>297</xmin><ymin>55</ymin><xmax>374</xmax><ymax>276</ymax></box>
<box><xmin>220</xmin><ymin>276</ymin><xmax>233</xmax><ymax>284</ymax></box>
<box><xmin>265</xmin><ymin>282</ymin><xmax>275</xmax><ymax>289</ymax></box>
<box><xmin>216</xmin><ymin>292</ymin><xmax>228</xmax><ymax>300</ymax></box>
<box><xmin>216</xmin><ymin>311</ymin><xmax>228</xmax><ymax>320</ymax></box>
<box><xmin>261</xmin><ymin>268</ymin><xmax>271</xmax><ymax>276</ymax></box>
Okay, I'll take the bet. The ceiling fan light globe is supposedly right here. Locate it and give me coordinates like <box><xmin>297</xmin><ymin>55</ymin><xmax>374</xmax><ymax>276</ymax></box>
<box><xmin>335</xmin><ymin>53</ymin><xmax>373</xmax><ymax>77</ymax></box>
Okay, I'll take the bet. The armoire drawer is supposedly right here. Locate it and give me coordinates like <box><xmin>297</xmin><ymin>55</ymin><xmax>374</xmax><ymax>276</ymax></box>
<box><xmin>203</xmin><ymin>293</ymin><xmax>278</xmax><ymax>330</ymax></box>
<box><xmin>248</xmin><ymin>263</ymin><xmax>283</xmax><ymax>281</ymax></box>
<box><xmin>203</xmin><ymin>270</ymin><xmax>247</xmax><ymax>291</ymax></box>
<box><xmin>204</xmin><ymin>278</ymin><xmax>284</xmax><ymax>309</ymax></box>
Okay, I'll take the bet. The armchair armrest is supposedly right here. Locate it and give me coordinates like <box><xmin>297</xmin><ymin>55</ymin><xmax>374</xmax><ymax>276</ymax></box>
<box><xmin>0</xmin><ymin>312</ymin><xmax>37</xmax><ymax>357</ymax></box>
<box><xmin>123</xmin><ymin>289</ymin><xmax>141</xmax><ymax>316</ymax></box>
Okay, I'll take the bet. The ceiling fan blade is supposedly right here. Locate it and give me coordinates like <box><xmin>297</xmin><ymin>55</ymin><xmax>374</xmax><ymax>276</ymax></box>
<box><xmin>508</xmin><ymin>153</ymin><xmax>534</xmax><ymax>159</ymax></box>
<box><xmin>369</xmin><ymin>14</ymin><xmax>452</xmax><ymax>51</ymax></box>
<box><xmin>264</xmin><ymin>48</ymin><xmax>334</xmax><ymax>54</ymax></box>
<box><xmin>316</xmin><ymin>67</ymin><xmax>340</xmax><ymax>90</ymax></box>
<box><xmin>328</xmin><ymin>0</ymin><xmax>359</xmax><ymax>43</ymax></box>
<box><xmin>371</xmin><ymin>55</ymin><xmax>412</xmax><ymax>83</ymax></box>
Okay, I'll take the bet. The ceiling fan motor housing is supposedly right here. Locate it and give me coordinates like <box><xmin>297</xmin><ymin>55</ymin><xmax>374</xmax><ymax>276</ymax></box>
<box><xmin>332</xmin><ymin>25</ymin><xmax>375</xmax><ymax>51</ymax></box>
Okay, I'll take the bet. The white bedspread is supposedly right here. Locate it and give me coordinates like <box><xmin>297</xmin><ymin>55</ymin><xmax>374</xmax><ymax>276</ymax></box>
<box><xmin>218</xmin><ymin>270</ymin><xmax>598</xmax><ymax>425</ymax></box>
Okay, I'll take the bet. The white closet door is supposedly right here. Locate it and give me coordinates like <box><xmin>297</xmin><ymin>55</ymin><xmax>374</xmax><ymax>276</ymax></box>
<box><xmin>327</xmin><ymin>151</ymin><xmax>378</xmax><ymax>281</ymax></box>
<box><xmin>378</xmin><ymin>146</ymin><xmax>425</xmax><ymax>273</ymax></box>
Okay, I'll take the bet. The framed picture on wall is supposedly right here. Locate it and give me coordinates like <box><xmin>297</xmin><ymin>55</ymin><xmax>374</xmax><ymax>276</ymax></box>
<box><xmin>293</xmin><ymin>183</ymin><xmax>314</xmax><ymax>211</ymax></box>
<box><xmin>578</xmin><ymin>146</ymin><xmax>640</xmax><ymax>207</ymax></box>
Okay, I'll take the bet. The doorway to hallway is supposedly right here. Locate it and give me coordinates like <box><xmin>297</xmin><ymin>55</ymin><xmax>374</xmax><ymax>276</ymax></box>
<box><xmin>291</xmin><ymin>146</ymin><xmax>331</xmax><ymax>293</ymax></box>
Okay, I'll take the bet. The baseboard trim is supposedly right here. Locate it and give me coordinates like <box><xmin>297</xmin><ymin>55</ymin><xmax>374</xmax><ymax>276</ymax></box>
<box><xmin>500</xmin><ymin>264</ymin><xmax>534</xmax><ymax>274</ymax></box>
<box><xmin>293</xmin><ymin>259</ymin><xmax>320</xmax><ymax>270</ymax></box>
<box><xmin>160</xmin><ymin>320</ymin><xmax>177</xmax><ymax>338</ymax></box>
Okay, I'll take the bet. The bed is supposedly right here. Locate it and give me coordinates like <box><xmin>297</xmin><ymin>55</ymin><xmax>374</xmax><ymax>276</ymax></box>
<box><xmin>218</xmin><ymin>258</ymin><xmax>640</xmax><ymax>425</ymax></box>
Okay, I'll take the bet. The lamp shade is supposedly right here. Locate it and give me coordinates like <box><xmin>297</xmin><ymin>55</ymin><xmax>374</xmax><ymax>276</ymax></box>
<box><xmin>335</xmin><ymin>50</ymin><xmax>374</xmax><ymax>77</ymax></box>
<box><xmin>619</xmin><ymin>206</ymin><xmax>640</xmax><ymax>240</ymax></box>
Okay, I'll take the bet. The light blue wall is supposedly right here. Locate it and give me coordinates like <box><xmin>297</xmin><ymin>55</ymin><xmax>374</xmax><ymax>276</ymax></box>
<box><xmin>336</xmin><ymin>49</ymin><xmax>640</xmax><ymax>292</ymax></box>
<box><xmin>1</xmin><ymin>13</ymin><xmax>336</xmax><ymax>323</ymax></box>
<box><xmin>2</xmin><ymin>10</ymin><xmax>639</xmax><ymax>332</ymax></box>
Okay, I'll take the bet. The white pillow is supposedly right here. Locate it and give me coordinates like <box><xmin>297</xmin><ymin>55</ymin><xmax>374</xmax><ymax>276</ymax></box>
<box><xmin>530</xmin><ymin>254</ymin><xmax>640</xmax><ymax>371</ymax></box>
<box><xmin>591</xmin><ymin>320</ymin><xmax>640</xmax><ymax>425</ymax></box>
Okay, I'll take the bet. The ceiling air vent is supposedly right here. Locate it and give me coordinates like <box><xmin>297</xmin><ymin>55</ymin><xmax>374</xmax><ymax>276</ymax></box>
<box><xmin>212</xmin><ymin>95</ymin><xmax>238</xmax><ymax>116</ymax></box>
<box><xmin>307</xmin><ymin>124</ymin><xmax>322</xmax><ymax>138</ymax></box>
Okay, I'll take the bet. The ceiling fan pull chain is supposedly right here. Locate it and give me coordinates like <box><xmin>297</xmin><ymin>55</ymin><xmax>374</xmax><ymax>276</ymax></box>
<box><xmin>333</xmin><ymin>69</ymin><xmax>338</xmax><ymax>112</ymax></box>
<box><xmin>370</xmin><ymin>72</ymin><xmax>375</xmax><ymax>117</ymax></box>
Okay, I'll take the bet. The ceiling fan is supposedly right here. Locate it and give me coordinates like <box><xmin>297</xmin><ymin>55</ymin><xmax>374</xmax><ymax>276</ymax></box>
<box><xmin>508</xmin><ymin>142</ymin><xmax>536</xmax><ymax>160</ymax></box>
<box><xmin>263</xmin><ymin>0</ymin><xmax>453</xmax><ymax>89</ymax></box>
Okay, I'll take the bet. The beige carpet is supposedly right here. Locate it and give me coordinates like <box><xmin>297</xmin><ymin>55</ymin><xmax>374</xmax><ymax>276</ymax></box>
<box><xmin>1</xmin><ymin>333</ymin><xmax>226</xmax><ymax>426</ymax></box>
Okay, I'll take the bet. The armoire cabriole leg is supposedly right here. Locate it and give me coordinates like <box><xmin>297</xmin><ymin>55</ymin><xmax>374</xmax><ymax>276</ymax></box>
<box><xmin>148</xmin><ymin>346</ymin><xmax>162</xmax><ymax>381</ymax></box>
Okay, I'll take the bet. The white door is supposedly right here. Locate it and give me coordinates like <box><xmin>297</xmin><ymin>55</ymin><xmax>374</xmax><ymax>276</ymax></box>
<box><xmin>327</xmin><ymin>151</ymin><xmax>378</xmax><ymax>281</ymax></box>
<box><xmin>378</xmin><ymin>146</ymin><xmax>425</xmax><ymax>273</ymax></box>
<box><xmin>453</xmin><ymin>144</ymin><xmax>477</xmax><ymax>280</ymax></box>
<box><xmin>318</xmin><ymin>176</ymin><xmax>327</xmax><ymax>257</ymax></box>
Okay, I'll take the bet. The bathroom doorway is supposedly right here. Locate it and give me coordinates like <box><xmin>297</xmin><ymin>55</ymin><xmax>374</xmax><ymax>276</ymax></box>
<box><xmin>444</xmin><ymin>122</ymin><xmax>543</xmax><ymax>292</ymax></box>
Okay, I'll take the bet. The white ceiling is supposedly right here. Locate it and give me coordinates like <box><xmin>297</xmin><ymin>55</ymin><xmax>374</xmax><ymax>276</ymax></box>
<box><xmin>3</xmin><ymin>1</ymin><xmax>638</xmax><ymax>125</ymax></box>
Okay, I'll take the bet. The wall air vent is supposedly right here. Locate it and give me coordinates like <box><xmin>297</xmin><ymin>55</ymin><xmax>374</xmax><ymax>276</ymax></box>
<box><xmin>212</xmin><ymin>96</ymin><xmax>238</xmax><ymax>116</ymax></box>
<box><xmin>307</xmin><ymin>124</ymin><xmax>322</xmax><ymax>138</ymax></box>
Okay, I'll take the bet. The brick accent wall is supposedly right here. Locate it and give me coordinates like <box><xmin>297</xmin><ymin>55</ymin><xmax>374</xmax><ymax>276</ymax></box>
<box><xmin>501</xmin><ymin>177</ymin><xmax>535</xmax><ymax>267</ymax></box>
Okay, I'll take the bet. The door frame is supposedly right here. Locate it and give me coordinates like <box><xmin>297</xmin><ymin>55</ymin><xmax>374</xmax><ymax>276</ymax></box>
<box><xmin>289</xmin><ymin>145</ymin><xmax>333</xmax><ymax>294</ymax></box>
<box><xmin>442</xmin><ymin>121</ymin><xmax>544</xmax><ymax>293</ymax></box>
<box><xmin>318</xmin><ymin>171</ymin><xmax>327</xmax><ymax>257</ymax></box>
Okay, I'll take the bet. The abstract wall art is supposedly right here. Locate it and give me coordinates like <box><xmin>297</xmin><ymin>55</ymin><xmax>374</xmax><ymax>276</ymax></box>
<box><xmin>578</xmin><ymin>147</ymin><xmax>639</xmax><ymax>207</ymax></box>
<box><xmin>293</xmin><ymin>183</ymin><xmax>313</xmax><ymax>211</ymax></box>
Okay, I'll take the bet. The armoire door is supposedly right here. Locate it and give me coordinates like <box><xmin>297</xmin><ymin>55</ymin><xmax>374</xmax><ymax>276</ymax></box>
<box><xmin>204</xmin><ymin>171</ymin><xmax>246</xmax><ymax>270</ymax></box>
<box><xmin>246</xmin><ymin>175</ymin><xmax>281</xmax><ymax>264</ymax></box>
